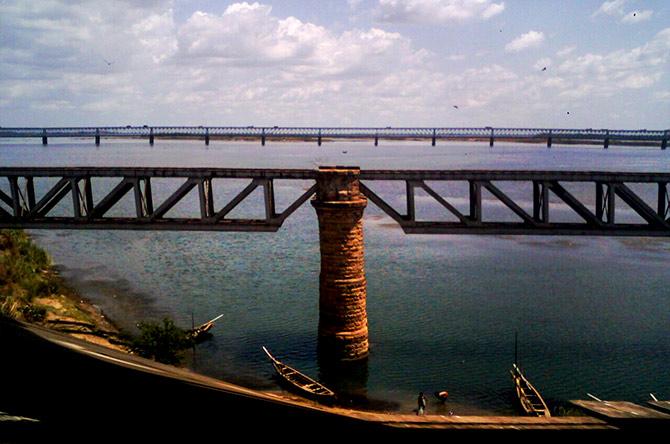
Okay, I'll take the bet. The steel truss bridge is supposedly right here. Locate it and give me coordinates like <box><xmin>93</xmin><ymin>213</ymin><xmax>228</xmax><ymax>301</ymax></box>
<box><xmin>1</xmin><ymin>126</ymin><xmax>668</xmax><ymax>148</ymax></box>
<box><xmin>1</xmin><ymin>167</ymin><xmax>669</xmax><ymax>236</ymax></box>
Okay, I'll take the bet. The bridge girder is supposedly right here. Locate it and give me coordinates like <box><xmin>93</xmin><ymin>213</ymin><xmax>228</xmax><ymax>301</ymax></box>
<box><xmin>1</xmin><ymin>168</ymin><xmax>669</xmax><ymax>236</ymax></box>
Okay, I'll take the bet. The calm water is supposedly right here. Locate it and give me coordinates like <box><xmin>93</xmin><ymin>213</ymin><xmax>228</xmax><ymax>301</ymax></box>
<box><xmin>1</xmin><ymin>139</ymin><xmax>669</xmax><ymax>414</ymax></box>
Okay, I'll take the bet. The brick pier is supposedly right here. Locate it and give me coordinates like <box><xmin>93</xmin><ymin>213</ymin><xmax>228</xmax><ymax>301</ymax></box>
<box><xmin>312</xmin><ymin>166</ymin><xmax>368</xmax><ymax>361</ymax></box>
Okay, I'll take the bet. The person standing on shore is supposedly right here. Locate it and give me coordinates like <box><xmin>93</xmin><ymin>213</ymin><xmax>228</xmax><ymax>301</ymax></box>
<box><xmin>417</xmin><ymin>392</ymin><xmax>427</xmax><ymax>415</ymax></box>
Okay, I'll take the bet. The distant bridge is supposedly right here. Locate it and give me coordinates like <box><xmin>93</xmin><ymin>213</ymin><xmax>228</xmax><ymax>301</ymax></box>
<box><xmin>1</xmin><ymin>126</ymin><xmax>668</xmax><ymax>149</ymax></box>
<box><xmin>1</xmin><ymin>167</ymin><xmax>669</xmax><ymax>236</ymax></box>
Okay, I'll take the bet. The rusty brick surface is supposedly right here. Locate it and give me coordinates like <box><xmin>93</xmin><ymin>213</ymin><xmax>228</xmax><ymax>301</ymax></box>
<box><xmin>312</xmin><ymin>167</ymin><xmax>369</xmax><ymax>361</ymax></box>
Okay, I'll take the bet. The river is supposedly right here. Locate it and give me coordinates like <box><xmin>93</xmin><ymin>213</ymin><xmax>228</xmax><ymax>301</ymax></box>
<box><xmin>1</xmin><ymin>138</ymin><xmax>669</xmax><ymax>414</ymax></box>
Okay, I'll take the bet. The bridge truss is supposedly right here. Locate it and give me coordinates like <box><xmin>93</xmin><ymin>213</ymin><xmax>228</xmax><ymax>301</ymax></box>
<box><xmin>1</xmin><ymin>168</ymin><xmax>669</xmax><ymax>236</ymax></box>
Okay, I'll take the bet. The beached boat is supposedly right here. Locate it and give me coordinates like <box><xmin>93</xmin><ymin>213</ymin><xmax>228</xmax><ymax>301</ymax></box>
<box><xmin>510</xmin><ymin>363</ymin><xmax>551</xmax><ymax>417</ymax></box>
<box><xmin>262</xmin><ymin>346</ymin><xmax>336</xmax><ymax>402</ymax></box>
<box><xmin>648</xmin><ymin>393</ymin><xmax>670</xmax><ymax>414</ymax></box>
<box><xmin>187</xmin><ymin>314</ymin><xmax>223</xmax><ymax>343</ymax></box>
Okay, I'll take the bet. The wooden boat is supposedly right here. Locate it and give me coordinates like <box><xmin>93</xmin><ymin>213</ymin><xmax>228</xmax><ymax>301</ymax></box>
<box><xmin>648</xmin><ymin>393</ymin><xmax>670</xmax><ymax>414</ymax></box>
<box><xmin>187</xmin><ymin>314</ymin><xmax>223</xmax><ymax>343</ymax></box>
<box><xmin>262</xmin><ymin>346</ymin><xmax>336</xmax><ymax>402</ymax></box>
<box><xmin>510</xmin><ymin>332</ymin><xmax>550</xmax><ymax>417</ymax></box>
<box><xmin>510</xmin><ymin>364</ymin><xmax>551</xmax><ymax>417</ymax></box>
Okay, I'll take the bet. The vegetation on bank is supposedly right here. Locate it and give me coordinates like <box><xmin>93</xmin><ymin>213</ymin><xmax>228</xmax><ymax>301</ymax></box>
<box><xmin>130</xmin><ymin>318</ymin><xmax>194</xmax><ymax>365</ymax></box>
<box><xmin>1</xmin><ymin>230</ymin><xmax>195</xmax><ymax>364</ymax></box>
<box><xmin>1</xmin><ymin>229</ymin><xmax>68</xmax><ymax>321</ymax></box>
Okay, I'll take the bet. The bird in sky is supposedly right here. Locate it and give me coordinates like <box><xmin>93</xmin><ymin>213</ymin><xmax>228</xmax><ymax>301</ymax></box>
<box><xmin>453</xmin><ymin>105</ymin><xmax>459</xmax><ymax>109</ymax></box>
<box><xmin>541</xmin><ymin>67</ymin><xmax>547</xmax><ymax>71</ymax></box>
<box><xmin>103</xmin><ymin>58</ymin><xmax>113</xmax><ymax>66</ymax></box>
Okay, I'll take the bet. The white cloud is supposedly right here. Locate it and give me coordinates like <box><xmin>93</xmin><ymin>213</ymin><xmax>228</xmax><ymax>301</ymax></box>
<box><xmin>176</xmin><ymin>6</ymin><xmax>428</xmax><ymax>82</ymax></box>
<box><xmin>131</xmin><ymin>9</ymin><xmax>177</xmax><ymax>63</ymax></box>
<box><xmin>593</xmin><ymin>1</ymin><xmax>653</xmax><ymax>24</ymax></box>
<box><xmin>375</xmin><ymin>0</ymin><xmax>505</xmax><ymax>24</ymax></box>
<box><xmin>593</xmin><ymin>0</ymin><xmax>627</xmax><ymax>17</ymax></box>
<box><xmin>505</xmin><ymin>30</ymin><xmax>545</xmax><ymax>52</ymax></box>
<box><xmin>621</xmin><ymin>10</ymin><xmax>653</xmax><ymax>23</ymax></box>
<box><xmin>0</xmin><ymin>0</ymin><xmax>667</xmax><ymax>128</ymax></box>
<box><xmin>481</xmin><ymin>2</ymin><xmax>505</xmax><ymax>19</ymax></box>
<box><xmin>555</xmin><ymin>27</ymin><xmax>670</xmax><ymax>96</ymax></box>
<box><xmin>556</xmin><ymin>46</ymin><xmax>576</xmax><ymax>58</ymax></box>
<box><xmin>0</xmin><ymin>0</ymin><xmax>453</xmax><ymax>125</ymax></box>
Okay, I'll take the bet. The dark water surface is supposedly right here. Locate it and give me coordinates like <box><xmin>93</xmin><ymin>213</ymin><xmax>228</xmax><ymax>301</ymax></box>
<box><xmin>1</xmin><ymin>139</ymin><xmax>669</xmax><ymax>414</ymax></box>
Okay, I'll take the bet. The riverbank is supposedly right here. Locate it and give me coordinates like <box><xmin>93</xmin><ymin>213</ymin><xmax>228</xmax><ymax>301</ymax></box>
<box><xmin>0</xmin><ymin>229</ymin><xmax>127</xmax><ymax>351</ymax></box>
<box><xmin>1</xmin><ymin>320</ymin><xmax>623</xmax><ymax>440</ymax></box>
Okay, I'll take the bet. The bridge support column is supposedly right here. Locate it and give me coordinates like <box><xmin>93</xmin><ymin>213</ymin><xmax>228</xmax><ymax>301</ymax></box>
<box><xmin>312</xmin><ymin>167</ymin><xmax>368</xmax><ymax>361</ymax></box>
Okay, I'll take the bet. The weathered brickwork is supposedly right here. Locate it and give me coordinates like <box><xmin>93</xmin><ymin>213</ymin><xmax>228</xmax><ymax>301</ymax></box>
<box><xmin>312</xmin><ymin>167</ymin><xmax>369</xmax><ymax>361</ymax></box>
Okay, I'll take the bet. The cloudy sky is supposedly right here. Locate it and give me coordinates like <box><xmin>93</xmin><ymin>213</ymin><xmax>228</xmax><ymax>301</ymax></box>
<box><xmin>1</xmin><ymin>0</ymin><xmax>669</xmax><ymax>128</ymax></box>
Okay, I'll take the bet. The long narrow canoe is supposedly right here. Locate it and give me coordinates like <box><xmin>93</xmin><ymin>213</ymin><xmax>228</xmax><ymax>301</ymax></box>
<box><xmin>262</xmin><ymin>346</ymin><xmax>336</xmax><ymax>402</ymax></box>
<box><xmin>510</xmin><ymin>363</ymin><xmax>551</xmax><ymax>417</ymax></box>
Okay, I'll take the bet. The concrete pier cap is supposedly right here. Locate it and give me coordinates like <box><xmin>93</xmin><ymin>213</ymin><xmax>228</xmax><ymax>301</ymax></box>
<box><xmin>311</xmin><ymin>166</ymin><xmax>369</xmax><ymax>361</ymax></box>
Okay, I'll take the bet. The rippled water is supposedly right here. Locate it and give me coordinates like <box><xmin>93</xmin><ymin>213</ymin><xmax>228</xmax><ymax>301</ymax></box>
<box><xmin>2</xmin><ymin>139</ymin><xmax>669</xmax><ymax>414</ymax></box>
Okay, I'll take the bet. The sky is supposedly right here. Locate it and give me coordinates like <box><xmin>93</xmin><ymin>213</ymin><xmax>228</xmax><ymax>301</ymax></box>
<box><xmin>1</xmin><ymin>0</ymin><xmax>669</xmax><ymax>129</ymax></box>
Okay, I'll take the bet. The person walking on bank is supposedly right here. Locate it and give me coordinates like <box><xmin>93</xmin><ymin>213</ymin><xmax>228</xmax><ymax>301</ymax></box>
<box><xmin>417</xmin><ymin>392</ymin><xmax>427</xmax><ymax>415</ymax></box>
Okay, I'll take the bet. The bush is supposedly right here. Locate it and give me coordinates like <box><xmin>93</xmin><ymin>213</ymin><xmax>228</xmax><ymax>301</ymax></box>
<box><xmin>131</xmin><ymin>318</ymin><xmax>193</xmax><ymax>365</ymax></box>
<box><xmin>21</xmin><ymin>305</ymin><xmax>47</xmax><ymax>322</ymax></box>
<box><xmin>0</xmin><ymin>230</ymin><xmax>54</xmax><ymax>298</ymax></box>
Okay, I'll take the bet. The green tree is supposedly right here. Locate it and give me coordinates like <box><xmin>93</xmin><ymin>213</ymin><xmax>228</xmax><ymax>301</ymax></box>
<box><xmin>131</xmin><ymin>318</ymin><xmax>193</xmax><ymax>365</ymax></box>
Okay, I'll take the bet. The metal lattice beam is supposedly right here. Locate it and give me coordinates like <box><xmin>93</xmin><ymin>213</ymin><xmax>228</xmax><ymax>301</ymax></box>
<box><xmin>1</xmin><ymin>167</ymin><xmax>669</xmax><ymax>235</ymax></box>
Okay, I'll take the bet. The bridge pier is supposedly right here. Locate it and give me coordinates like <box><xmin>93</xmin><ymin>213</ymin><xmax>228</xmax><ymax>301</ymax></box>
<box><xmin>312</xmin><ymin>167</ymin><xmax>368</xmax><ymax>361</ymax></box>
<box><xmin>42</xmin><ymin>129</ymin><xmax>47</xmax><ymax>145</ymax></box>
<box><xmin>95</xmin><ymin>129</ymin><xmax>100</xmax><ymax>146</ymax></box>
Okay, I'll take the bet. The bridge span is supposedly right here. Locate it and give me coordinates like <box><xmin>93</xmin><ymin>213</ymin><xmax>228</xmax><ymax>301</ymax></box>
<box><xmin>1</xmin><ymin>167</ymin><xmax>669</xmax><ymax>236</ymax></box>
<box><xmin>1</xmin><ymin>126</ymin><xmax>668</xmax><ymax>148</ymax></box>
